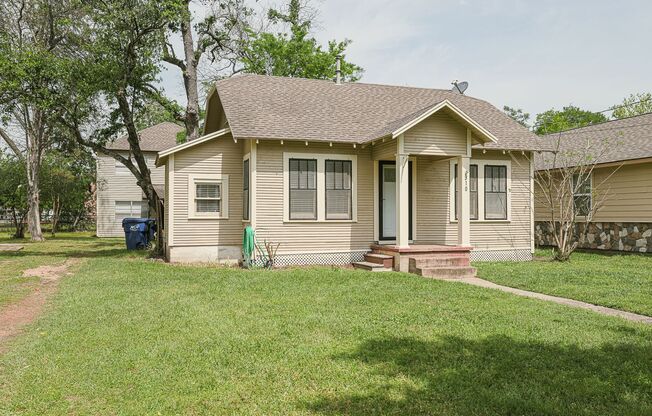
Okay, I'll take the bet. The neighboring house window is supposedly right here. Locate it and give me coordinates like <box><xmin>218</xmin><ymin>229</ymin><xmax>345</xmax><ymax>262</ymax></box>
<box><xmin>484</xmin><ymin>165</ymin><xmax>507</xmax><ymax>220</ymax></box>
<box><xmin>573</xmin><ymin>173</ymin><xmax>592</xmax><ymax>216</ymax></box>
<box><xmin>115</xmin><ymin>160</ymin><xmax>130</xmax><ymax>175</ymax></box>
<box><xmin>454</xmin><ymin>164</ymin><xmax>479</xmax><ymax>220</ymax></box>
<box><xmin>289</xmin><ymin>158</ymin><xmax>317</xmax><ymax>220</ymax></box>
<box><xmin>325</xmin><ymin>160</ymin><xmax>352</xmax><ymax>220</ymax></box>
<box><xmin>115</xmin><ymin>200</ymin><xmax>148</xmax><ymax>221</ymax></box>
<box><xmin>188</xmin><ymin>175</ymin><xmax>229</xmax><ymax>219</ymax></box>
<box><xmin>243</xmin><ymin>158</ymin><xmax>250</xmax><ymax>221</ymax></box>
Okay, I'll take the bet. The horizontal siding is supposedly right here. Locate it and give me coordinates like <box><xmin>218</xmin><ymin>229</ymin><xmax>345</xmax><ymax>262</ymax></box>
<box><xmin>172</xmin><ymin>133</ymin><xmax>243</xmax><ymax>246</ymax></box>
<box><xmin>416</xmin><ymin>150</ymin><xmax>532</xmax><ymax>250</ymax></box>
<box><xmin>255</xmin><ymin>141</ymin><xmax>374</xmax><ymax>254</ymax></box>
<box><xmin>404</xmin><ymin>112</ymin><xmax>468</xmax><ymax>156</ymax></box>
<box><xmin>371</xmin><ymin>139</ymin><xmax>396</xmax><ymax>160</ymax></box>
<box><xmin>96</xmin><ymin>152</ymin><xmax>161</xmax><ymax>237</ymax></box>
<box><xmin>535</xmin><ymin>162</ymin><xmax>652</xmax><ymax>222</ymax></box>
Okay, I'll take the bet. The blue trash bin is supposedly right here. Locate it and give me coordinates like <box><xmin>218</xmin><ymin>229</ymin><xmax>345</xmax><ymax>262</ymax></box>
<box><xmin>122</xmin><ymin>218</ymin><xmax>156</xmax><ymax>250</ymax></box>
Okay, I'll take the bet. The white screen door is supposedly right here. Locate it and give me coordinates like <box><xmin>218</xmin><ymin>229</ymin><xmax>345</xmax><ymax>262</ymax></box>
<box><xmin>381</xmin><ymin>164</ymin><xmax>396</xmax><ymax>238</ymax></box>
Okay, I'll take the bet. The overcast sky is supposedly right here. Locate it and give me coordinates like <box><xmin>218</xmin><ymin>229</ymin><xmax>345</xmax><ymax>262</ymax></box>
<box><xmin>160</xmin><ymin>0</ymin><xmax>652</xmax><ymax>118</ymax></box>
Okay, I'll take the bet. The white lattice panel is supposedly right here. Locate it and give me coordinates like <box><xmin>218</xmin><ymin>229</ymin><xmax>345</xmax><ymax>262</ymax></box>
<box><xmin>471</xmin><ymin>249</ymin><xmax>532</xmax><ymax>262</ymax></box>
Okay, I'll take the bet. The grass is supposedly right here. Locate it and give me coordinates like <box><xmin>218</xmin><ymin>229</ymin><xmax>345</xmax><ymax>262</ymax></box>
<box><xmin>476</xmin><ymin>248</ymin><xmax>652</xmax><ymax>316</ymax></box>
<box><xmin>0</xmin><ymin>236</ymin><xmax>651</xmax><ymax>415</ymax></box>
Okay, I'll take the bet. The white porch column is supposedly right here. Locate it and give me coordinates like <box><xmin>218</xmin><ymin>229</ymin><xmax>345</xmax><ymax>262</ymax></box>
<box><xmin>457</xmin><ymin>156</ymin><xmax>471</xmax><ymax>246</ymax></box>
<box><xmin>396</xmin><ymin>134</ymin><xmax>410</xmax><ymax>247</ymax></box>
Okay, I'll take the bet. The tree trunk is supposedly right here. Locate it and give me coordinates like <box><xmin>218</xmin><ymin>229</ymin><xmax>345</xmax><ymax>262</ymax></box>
<box><xmin>51</xmin><ymin>195</ymin><xmax>61</xmax><ymax>236</ymax></box>
<box><xmin>180</xmin><ymin>4</ymin><xmax>200</xmax><ymax>141</ymax></box>
<box><xmin>11</xmin><ymin>209</ymin><xmax>25</xmax><ymax>239</ymax></box>
<box><xmin>25</xmin><ymin>134</ymin><xmax>44</xmax><ymax>241</ymax></box>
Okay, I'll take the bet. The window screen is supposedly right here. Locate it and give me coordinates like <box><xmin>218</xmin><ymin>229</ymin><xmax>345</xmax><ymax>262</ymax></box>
<box><xmin>115</xmin><ymin>200</ymin><xmax>147</xmax><ymax>221</ymax></box>
<box><xmin>484</xmin><ymin>165</ymin><xmax>507</xmax><ymax>220</ymax></box>
<box><xmin>325</xmin><ymin>160</ymin><xmax>352</xmax><ymax>220</ymax></box>
<box><xmin>289</xmin><ymin>159</ymin><xmax>317</xmax><ymax>220</ymax></box>
<box><xmin>195</xmin><ymin>182</ymin><xmax>221</xmax><ymax>213</ymax></box>
<box><xmin>572</xmin><ymin>173</ymin><xmax>592</xmax><ymax>216</ymax></box>
<box><xmin>243</xmin><ymin>159</ymin><xmax>250</xmax><ymax>221</ymax></box>
<box><xmin>454</xmin><ymin>164</ymin><xmax>478</xmax><ymax>220</ymax></box>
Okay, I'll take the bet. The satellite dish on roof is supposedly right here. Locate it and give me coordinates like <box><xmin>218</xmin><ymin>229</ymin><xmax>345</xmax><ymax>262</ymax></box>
<box><xmin>451</xmin><ymin>80</ymin><xmax>469</xmax><ymax>94</ymax></box>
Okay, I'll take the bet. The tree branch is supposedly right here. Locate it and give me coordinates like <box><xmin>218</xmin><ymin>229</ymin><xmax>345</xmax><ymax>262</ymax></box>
<box><xmin>0</xmin><ymin>127</ymin><xmax>24</xmax><ymax>159</ymax></box>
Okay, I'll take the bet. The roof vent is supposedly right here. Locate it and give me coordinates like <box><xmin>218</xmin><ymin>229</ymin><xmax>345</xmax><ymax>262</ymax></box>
<box><xmin>335</xmin><ymin>55</ymin><xmax>342</xmax><ymax>85</ymax></box>
<box><xmin>451</xmin><ymin>80</ymin><xmax>469</xmax><ymax>94</ymax></box>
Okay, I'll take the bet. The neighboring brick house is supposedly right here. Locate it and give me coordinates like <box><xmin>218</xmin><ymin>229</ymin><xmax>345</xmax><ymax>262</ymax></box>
<box><xmin>535</xmin><ymin>112</ymin><xmax>652</xmax><ymax>253</ymax></box>
<box><xmin>96</xmin><ymin>122</ymin><xmax>183</xmax><ymax>237</ymax></box>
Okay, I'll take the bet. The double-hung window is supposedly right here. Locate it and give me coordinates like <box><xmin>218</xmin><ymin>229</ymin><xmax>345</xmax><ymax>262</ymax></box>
<box><xmin>454</xmin><ymin>164</ymin><xmax>479</xmax><ymax>220</ymax></box>
<box><xmin>195</xmin><ymin>182</ymin><xmax>221</xmax><ymax>214</ymax></box>
<box><xmin>115</xmin><ymin>200</ymin><xmax>148</xmax><ymax>221</ymax></box>
<box><xmin>484</xmin><ymin>165</ymin><xmax>508</xmax><ymax>220</ymax></box>
<box><xmin>189</xmin><ymin>174</ymin><xmax>229</xmax><ymax>219</ymax></box>
<box><xmin>289</xmin><ymin>158</ymin><xmax>317</xmax><ymax>220</ymax></box>
<box><xmin>325</xmin><ymin>160</ymin><xmax>352</xmax><ymax>220</ymax></box>
<box><xmin>573</xmin><ymin>173</ymin><xmax>592</xmax><ymax>216</ymax></box>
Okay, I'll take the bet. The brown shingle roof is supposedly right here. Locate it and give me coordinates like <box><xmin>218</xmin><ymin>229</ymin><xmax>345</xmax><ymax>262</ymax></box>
<box><xmin>535</xmin><ymin>112</ymin><xmax>652</xmax><ymax>169</ymax></box>
<box><xmin>214</xmin><ymin>74</ymin><xmax>550</xmax><ymax>151</ymax></box>
<box><xmin>107</xmin><ymin>122</ymin><xmax>183</xmax><ymax>152</ymax></box>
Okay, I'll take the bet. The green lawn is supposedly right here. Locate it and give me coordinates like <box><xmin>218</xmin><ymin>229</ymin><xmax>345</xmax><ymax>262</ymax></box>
<box><xmin>1</xmin><ymin>236</ymin><xmax>651</xmax><ymax>415</ymax></box>
<box><xmin>476</xmin><ymin>249</ymin><xmax>652</xmax><ymax>316</ymax></box>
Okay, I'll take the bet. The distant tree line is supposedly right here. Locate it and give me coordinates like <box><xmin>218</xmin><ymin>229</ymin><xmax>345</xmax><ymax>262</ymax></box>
<box><xmin>504</xmin><ymin>92</ymin><xmax>652</xmax><ymax>135</ymax></box>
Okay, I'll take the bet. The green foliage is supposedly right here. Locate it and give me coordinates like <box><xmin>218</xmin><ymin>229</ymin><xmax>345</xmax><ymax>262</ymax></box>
<box><xmin>503</xmin><ymin>105</ymin><xmax>530</xmax><ymax>128</ymax></box>
<box><xmin>0</xmin><ymin>152</ymin><xmax>28</xmax><ymax>237</ymax></box>
<box><xmin>40</xmin><ymin>149</ymin><xmax>95</xmax><ymax>231</ymax></box>
<box><xmin>611</xmin><ymin>92</ymin><xmax>652</xmax><ymax>119</ymax></box>
<box><xmin>241</xmin><ymin>0</ymin><xmax>363</xmax><ymax>81</ymax></box>
<box><xmin>534</xmin><ymin>105</ymin><xmax>608</xmax><ymax>135</ymax></box>
<box><xmin>134</xmin><ymin>99</ymin><xmax>183</xmax><ymax>132</ymax></box>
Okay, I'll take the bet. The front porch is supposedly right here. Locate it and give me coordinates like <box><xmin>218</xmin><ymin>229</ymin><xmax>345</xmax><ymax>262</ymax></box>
<box><xmin>354</xmin><ymin>244</ymin><xmax>476</xmax><ymax>278</ymax></box>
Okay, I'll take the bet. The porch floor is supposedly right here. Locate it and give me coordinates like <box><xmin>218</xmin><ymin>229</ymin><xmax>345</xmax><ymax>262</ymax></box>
<box><xmin>370</xmin><ymin>244</ymin><xmax>473</xmax><ymax>254</ymax></box>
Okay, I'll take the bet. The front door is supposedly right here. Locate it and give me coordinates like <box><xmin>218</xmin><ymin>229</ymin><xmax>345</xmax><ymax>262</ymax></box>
<box><xmin>379</xmin><ymin>161</ymin><xmax>412</xmax><ymax>241</ymax></box>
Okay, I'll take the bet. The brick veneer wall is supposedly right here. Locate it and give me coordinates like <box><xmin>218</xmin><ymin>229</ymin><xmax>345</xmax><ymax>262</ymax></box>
<box><xmin>535</xmin><ymin>221</ymin><xmax>652</xmax><ymax>253</ymax></box>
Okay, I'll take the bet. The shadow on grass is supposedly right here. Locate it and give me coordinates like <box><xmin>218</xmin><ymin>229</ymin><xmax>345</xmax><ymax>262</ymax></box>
<box><xmin>306</xmin><ymin>335</ymin><xmax>652</xmax><ymax>415</ymax></box>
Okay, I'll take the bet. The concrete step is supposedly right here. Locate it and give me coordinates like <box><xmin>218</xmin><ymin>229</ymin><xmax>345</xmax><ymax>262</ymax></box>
<box><xmin>364</xmin><ymin>253</ymin><xmax>394</xmax><ymax>268</ymax></box>
<box><xmin>410</xmin><ymin>256</ymin><xmax>470</xmax><ymax>268</ymax></box>
<box><xmin>410</xmin><ymin>266</ymin><xmax>477</xmax><ymax>279</ymax></box>
<box><xmin>353</xmin><ymin>261</ymin><xmax>393</xmax><ymax>272</ymax></box>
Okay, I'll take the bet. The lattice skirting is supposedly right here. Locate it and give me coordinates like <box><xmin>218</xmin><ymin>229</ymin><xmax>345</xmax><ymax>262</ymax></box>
<box><xmin>253</xmin><ymin>250</ymin><xmax>369</xmax><ymax>267</ymax></box>
<box><xmin>471</xmin><ymin>249</ymin><xmax>533</xmax><ymax>262</ymax></box>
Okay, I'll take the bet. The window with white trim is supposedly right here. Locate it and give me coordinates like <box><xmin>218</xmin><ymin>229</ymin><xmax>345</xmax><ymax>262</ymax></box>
<box><xmin>325</xmin><ymin>160</ymin><xmax>352</xmax><ymax>220</ymax></box>
<box><xmin>573</xmin><ymin>173</ymin><xmax>592</xmax><ymax>216</ymax></box>
<box><xmin>284</xmin><ymin>153</ymin><xmax>357</xmax><ymax>222</ymax></box>
<box><xmin>484</xmin><ymin>165</ymin><xmax>508</xmax><ymax>220</ymax></box>
<box><xmin>454</xmin><ymin>164</ymin><xmax>478</xmax><ymax>220</ymax></box>
<box><xmin>115</xmin><ymin>200</ymin><xmax>148</xmax><ymax>221</ymax></box>
<box><xmin>289</xmin><ymin>158</ymin><xmax>317</xmax><ymax>220</ymax></box>
<box><xmin>188</xmin><ymin>175</ymin><xmax>229</xmax><ymax>219</ymax></box>
<box><xmin>449</xmin><ymin>159</ymin><xmax>511</xmax><ymax>222</ymax></box>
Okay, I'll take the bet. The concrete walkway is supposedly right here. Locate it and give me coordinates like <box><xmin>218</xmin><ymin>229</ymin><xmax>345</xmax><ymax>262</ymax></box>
<box><xmin>451</xmin><ymin>277</ymin><xmax>652</xmax><ymax>325</ymax></box>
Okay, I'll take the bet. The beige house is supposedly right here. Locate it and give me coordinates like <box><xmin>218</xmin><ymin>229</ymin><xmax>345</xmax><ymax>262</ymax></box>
<box><xmin>535</xmin><ymin>113</ymin><xmax>652</xmax><ymax>252</ymax></box>
<box><xmin>156</xmin><ymin>75</ymin><xmax>550</xmax><ymax>272</ymax></box>
<box><xmin>96</xmin><ymin>122</ymin><xmax>183</xmax><ymax>237</ymax></box>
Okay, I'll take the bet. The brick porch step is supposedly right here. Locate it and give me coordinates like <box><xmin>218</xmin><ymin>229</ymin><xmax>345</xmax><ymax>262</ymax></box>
<box><xmin>411</xmin><ymin>256</ymin><xmax>470</xmax><ymax>268</ymax></box>
<box><xmin>410</xmin><ymin>257</ymin><xmax>476</xmax><ymax>279</ymax></box>
<box><xmin>409</xmin><ymin>263</ymin><xmax>477</xmax><ymax>279</ymax></box>
<box><xmin>363</xmin><ymin>253</ymin><xmax>394</xmax><ymax>268</ymax></box>
<box><xmin>353</xmin><ymin>261</ymin><xmax>392</xmax><ymax>272</ymax></box>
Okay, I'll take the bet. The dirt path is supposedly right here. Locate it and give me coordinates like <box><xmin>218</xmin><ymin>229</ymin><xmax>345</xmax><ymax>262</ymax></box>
<box><xmin>0</xmin><ymin>258</ymin><xmax>81</xmax><ymax>353</ymax></box>
<box><xmin>453</xmin><ymin>277</ymin><xmax>652</xmax><ymax>325</ymax></box>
